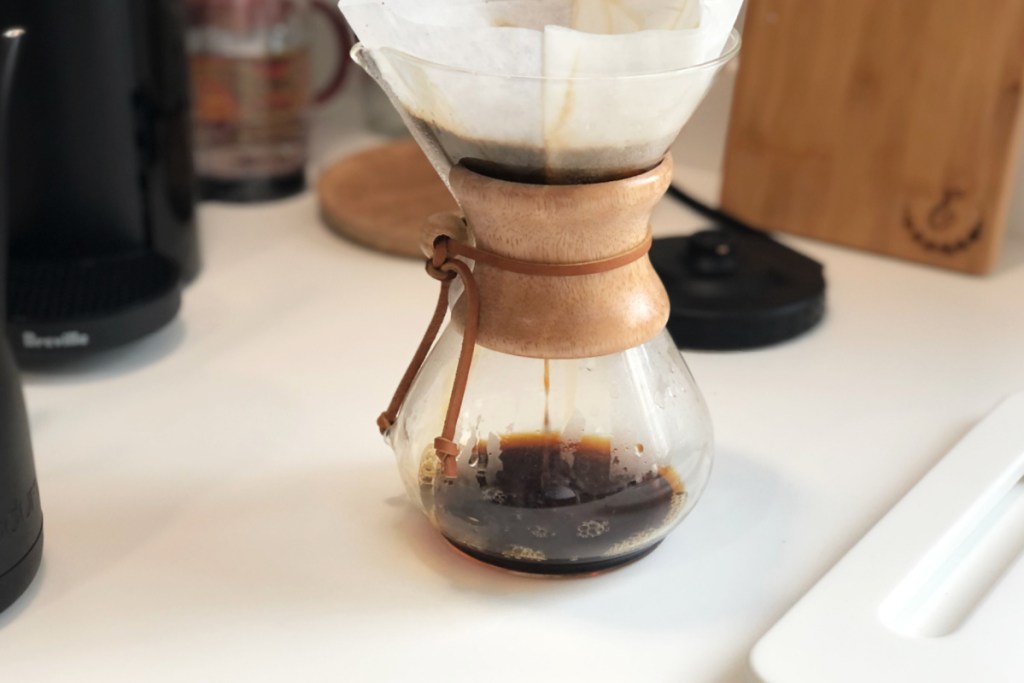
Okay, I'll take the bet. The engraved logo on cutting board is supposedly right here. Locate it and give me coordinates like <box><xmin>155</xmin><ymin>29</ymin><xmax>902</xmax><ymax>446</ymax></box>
<box><xmin>903</xmin><ymin>188</ymin><xmax>984</xmax><ymax>255</ymax></box>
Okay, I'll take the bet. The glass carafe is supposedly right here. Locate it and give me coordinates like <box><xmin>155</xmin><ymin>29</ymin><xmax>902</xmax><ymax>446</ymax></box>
<box><xmin>392</xmin><ymin>328</ymin><xmax>713</xmax><ymax>571</ymax></box>
<box><xmin>346</xmin><ymin>7</ymin><xmax>740</xmax><ymax>574</ymax></box>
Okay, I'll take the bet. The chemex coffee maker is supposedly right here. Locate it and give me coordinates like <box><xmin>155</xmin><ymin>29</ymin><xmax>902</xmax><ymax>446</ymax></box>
<box><xmin>1</xmin><ymin>27</ymin><xmax>43</xmax><ymax>614</ymax></box>
<box><xmin>340</xmin><ymin>0</ymin><xmax>743</xmax><ymax>574</ymax></box>
<box><xmin>0</xmin><ymin>0</ymin><xmax>199</xmax><ymax>363</ymax></box>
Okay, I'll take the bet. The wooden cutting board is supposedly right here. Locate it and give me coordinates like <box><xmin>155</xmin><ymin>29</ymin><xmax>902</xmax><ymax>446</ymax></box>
<box><xmin>721</xmin><ymin>0</ymin><xmax>1024</xmax><ymax>274</ymax></box>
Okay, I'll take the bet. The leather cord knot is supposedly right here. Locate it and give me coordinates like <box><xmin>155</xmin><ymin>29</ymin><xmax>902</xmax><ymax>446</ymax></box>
<box><xmin>425</xmin><ymin>259</ymin><xmax>457</xmax><ymax>282</ymax></box>
<box><xmin>430</xmin><ymin>235</ymin><xmax>450</xmax><ymax>269</ymax></box>
<box><xmin>378</xmin><ymin>224</ymin><xmax>653</xmax><ymax>482</ymax></box>
<box><xmin>433</xmin><ymin>437</ymin><xmax>461</xmax><ymax>479</ymax></box>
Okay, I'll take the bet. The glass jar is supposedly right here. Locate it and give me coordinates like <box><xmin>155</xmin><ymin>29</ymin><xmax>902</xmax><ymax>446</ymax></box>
<box><xmin>186</xmin><ymin>0</ymin><xmax>350</xmax><ymax>201</ymax></box>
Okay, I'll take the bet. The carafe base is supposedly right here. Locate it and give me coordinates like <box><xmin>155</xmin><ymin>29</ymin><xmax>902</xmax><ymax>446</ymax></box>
<box><xmin>443</xmin><ymin>536</ymin><xmax>662</xmax><ymax>577</ymax></box>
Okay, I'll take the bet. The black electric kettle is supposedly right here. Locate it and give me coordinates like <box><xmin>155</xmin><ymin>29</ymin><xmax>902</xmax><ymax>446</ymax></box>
<box><xmin>0</xmin><ymin>26</ymin><xmax>43</xmax><ymax>615</ymax></box>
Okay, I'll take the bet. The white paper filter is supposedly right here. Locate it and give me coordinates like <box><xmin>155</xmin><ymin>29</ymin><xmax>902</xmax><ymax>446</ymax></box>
<box><xmin>340</xmin><ymin>0</ymin><xmax>743</xmax><ymax>182</ymax></box>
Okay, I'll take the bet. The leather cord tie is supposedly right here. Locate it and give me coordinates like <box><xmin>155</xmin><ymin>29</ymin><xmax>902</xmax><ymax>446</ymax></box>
<box><xmin>378</xmin><ymin>227</ymin><xmax>654</xmax><ymax>481</ymax></box>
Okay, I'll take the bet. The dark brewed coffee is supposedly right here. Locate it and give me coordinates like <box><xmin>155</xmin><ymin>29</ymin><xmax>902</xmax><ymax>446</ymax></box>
<box><xmin>431</xmin><ymin>433</ymin><xmax>686</xmax><ymax>574</ymax></box>
<box><xmin>408</xmin><ymin>115</ymin><xmax>674</xmax><ymax>185</ymax></box>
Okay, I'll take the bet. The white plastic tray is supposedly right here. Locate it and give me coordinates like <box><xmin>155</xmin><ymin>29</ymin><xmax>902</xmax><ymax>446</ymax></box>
<box><xmin>751</xmin><ymin>392</ymin><xmax>1024</xmax><ymax>682</ymax></box>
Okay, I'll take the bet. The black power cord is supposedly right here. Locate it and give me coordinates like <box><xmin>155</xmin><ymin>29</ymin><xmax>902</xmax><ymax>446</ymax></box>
<box><xmin>666</xmin><ymin>182</ymin><xmax>757</xmax><ymax>235</ymax></box>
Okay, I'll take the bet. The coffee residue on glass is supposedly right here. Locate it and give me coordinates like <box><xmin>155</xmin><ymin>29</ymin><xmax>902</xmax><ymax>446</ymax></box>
<box><xmin>407</xmin><ymin>114</ymin><xmax>674</xmax><ymax>184</ymax></box>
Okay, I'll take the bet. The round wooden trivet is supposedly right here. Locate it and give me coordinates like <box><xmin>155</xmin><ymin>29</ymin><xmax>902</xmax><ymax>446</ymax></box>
<box><xmin>317</xmin><ymin>139</ymin><xmax>457</xmax><ymax>258</ymax></box>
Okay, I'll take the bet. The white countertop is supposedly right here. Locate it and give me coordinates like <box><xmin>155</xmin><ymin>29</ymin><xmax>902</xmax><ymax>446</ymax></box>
<box><xmin>3</xmin><ymin>81</ymin><xmax>1024</xmax><ymax>682</ymax></box>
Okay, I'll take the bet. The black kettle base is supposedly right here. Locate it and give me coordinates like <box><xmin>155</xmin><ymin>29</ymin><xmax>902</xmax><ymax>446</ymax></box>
<box><xmin>0</xmin><ymin>526</ymin><xmax>42</xmax><ymax>615</ymax></box>
<box><xmin>650</xmin><ymin>228</ymin><xmax>827</xmax><ymax>350</ymax></box>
